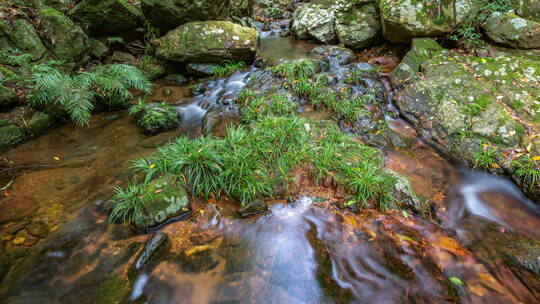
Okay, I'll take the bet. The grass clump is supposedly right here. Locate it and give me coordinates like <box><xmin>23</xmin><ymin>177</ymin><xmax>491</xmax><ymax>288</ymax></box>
<box><xmin>213</xmin><ymin>60</ymin><xmax>247</xmax><ymax>77</ymax></box>
<box><xmin>29</xmin><ymin>64</ymin><xmax>152</xmax><ymax>126</ymax></box>
<box><xmin>473</xmin><ymin>142</ymin><xmax>498</xmax><ymax>169</ymax></box>
<box><xmin>110</xmin><ymin>183</ymin><xmax>147</xmax><ymax>224</ymax></box>
<box><xmin>118</xmin><ymin>113</ymin><xmax>396</xmax><ymax>212</ymax></box>
<box><xmin>129</xmin><ymin>99</ymin><xmax>180</xmax><ymax>134</ymax></box>
<box><xmin>131</xmin><ymin>115</ymin><xmax>309</xmax><ymax>203</ymax></box>
<box><xmin>511</xmin><ymin>155</ymin><xmax>540</xmax><ymax>188</ymax></box>
<box><xmin>270</xmin><ymin>59</ymin><xmax>317</xmax><ymax>79</ymax></box>
<box><xmin>242</xmin><ymin>94</ymin><xmax>298</xmax><ymax>122</ymax></box>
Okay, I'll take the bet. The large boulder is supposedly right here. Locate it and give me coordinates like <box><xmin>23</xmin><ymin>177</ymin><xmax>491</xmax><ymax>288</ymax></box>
<box><xmin>291</xmin><ymin>0</ymin><xmax>382</xmax><ymax>49</ymax></box>
<box><xmin>156</xmin><ymin>21</ymin><xmax>258</xmax><ymax>63</ymax></box>
<box><xmin>512</xmin><ymin>0</ymin><xmax>540</xmax><ymax>22</ymax></box>
<box><xmin>379</xmin><ymin>0</ymin><xmax>471</xmax><ymax>43</ymax></box>
<box><xmin>141</xmin><ymin>0</ymin><xmax>230</xmax><ymax>33</ymax></box>
<box><xmin>335</xmin><ymin>2</ymin><xmax>383</xmax><ymax>49</ymax></box>
<box><xmin>392</xmin><ymin>39</ymin><xmax>540</xmax><ymax>198</ymax></box>
<box><xmin>291</xmin><ymin>3</ymin><xmax>337</xmax><ymax>44</ymax></box>
<box><xmin>0</xmin><ymin>19</ymin><xmax>47</xmax><ymax>61</ymax></box>
<box><xmin>39</xmin><ymin>6</ymin><xmax>93</xmax><ymax>62</ymax></box>
<box><xmin>484</xmin><ymin>12</ymin><xmax>540</xmax><ymax>49</ymax></box>
<box><xmin>69</xmin><ymin>0</ymin><xmax>141</xmax><ymax>35</ymax></box>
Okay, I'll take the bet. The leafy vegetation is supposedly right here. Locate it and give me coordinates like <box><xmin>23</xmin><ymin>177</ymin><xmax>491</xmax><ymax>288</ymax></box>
<box><xmin>29</xmin><ymin>64</ymin><xmax>152</xmax><ymax>126</ymax></box>
<box><xmin>472</xmin><ymin>142</ymin><xmax>498</xmax><ymax>169</ymax></box>
<box><xmin>242</xmin><ymin>94</ymin><xmax>298</xmax><ymax>123</ymax></box>
<box><xmin>449</xmin><ymin>0</ymin><xmax>511</xmax><ymax>49</ymax></box>
<box><xmin>213</xmin><ymin>60</ymin><xmax>247</xmax><ymax>77</ymax></box>
<box><xmin>129</xmin><ymin>99</ymin><xmax>180</xmax><ymax>133</ymax></box>
<box><xmin>109</xmin><ymin>183</ymin><xmax>147</xmax><ymax>224</ymax></box>
<box><xmin>511</xmin><ymin>155</ymin><xmax>540</xmax><ymax>188</ymax></box>
<box><xmin>270</xmin><ymin>59</ymin><xmax>317</xmax><ymax>79</ymax></box>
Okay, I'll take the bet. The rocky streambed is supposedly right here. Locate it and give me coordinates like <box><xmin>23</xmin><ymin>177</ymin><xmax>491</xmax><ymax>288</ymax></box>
<box><xmin>0</xmin><ymin>32</ymin><xmax>540</xmax><ymax>303</ymax></box>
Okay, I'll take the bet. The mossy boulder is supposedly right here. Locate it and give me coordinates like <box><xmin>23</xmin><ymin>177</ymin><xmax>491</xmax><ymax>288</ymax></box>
<box><xmin>156</xmin><ymin>21</ymin><xmax>258</xmax><ymax>63</ymax></box>
<box><xmin>69</xmin><ymin>0</ymin><xmax>141</xmax><ymax>35</ymax></box>
<box><xmin>0</xmin><ymin>85</ymin><xmax>17</xmax><ymax>110</ymax></box>
<box><xmin>392</xmin><ymin>39</ymin><xmax>540</xmax><ymax>198</ymax></box>
<box><xmin>141</xmin><ymin>0</ymin><xmax>230</xmax><ymax>33</ymax></box>
<box><xmin>379</xmin><ymin>0</ymin><xmax>470</xmax><ymax>43</ymax></box>
<box><xmin>484</xmin><ymin>12</ymin><xmax>540</xmax><ymax>49</ymax></box>
<box><xmin>291</xmin><ymin>3</ymin><xmax>337</xmax><ymax>43</ymax></box>
<box><xmin>390</xmin><ymin>38</ymin><xmax>445</xmax><ymax>86</ymax></box>
<box><xmin>0</xmin><ymin>125</ymin><xmax>23</xmax><ymax>151</ymax></box>
<box><xmin>335</xmin><ymin>2</ymin><xmax>383</xmax><ymax>50</ymax></box>
<box><xmin>131</xmin><ymin>101</ymin><xmax>181</xmax><ymax>135</ymax></box>
<box><xmin>132</xmin><ymin>175</ymin><xmax>191</xmax><ymax>229</ymax></box>
<box><xmin>27</xmin><ymin>111</ymin><xmax>55</xmax><ymax>136</ymax></box>
<box><xmin>137</xmin><ymin>56</ymin><xmax>169</xmax><ymax>80</ymax></box>
<box><xmin>39</xmin><ymin>6</ymin><xmax>92</xmax><ymax>62</ymax></box>
<box><xmin>0</xmin><ymin>19</ymin><xmax>47</xmax><ymax>61</ymax></box>
<box><xmin>512</xmin><ymin>0</ymin><xmax>540</xmax><ymax>22</ymax></box>
<box><xmin>292</xmin><ymin>1</ymin><xmax>383</xmax><ymax>48</ymax></box>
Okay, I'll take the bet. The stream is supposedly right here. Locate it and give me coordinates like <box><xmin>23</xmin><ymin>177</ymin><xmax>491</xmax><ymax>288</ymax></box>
<box><xmin>1</xmin><ymin>36</ymin><xmax>540</xmax><ymax>304</ymax></box>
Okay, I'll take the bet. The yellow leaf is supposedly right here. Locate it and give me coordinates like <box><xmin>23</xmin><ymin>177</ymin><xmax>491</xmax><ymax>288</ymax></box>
<box><xmin>532</xmin><ymin>156</ymin><xmax>540</xmax><ymax>161</ymax></box>
<box><xmin>491</xmin><ymin>163</ymin><xmax>500</xmax><ymax>169</ymax></box>
<box><xmin>199</xmin><ymin>210</ymin><xmax>204</xmax><ymax>214</ymax></box>
<box><xmin>53</xmin><ymin>157</ymin><xmax>60</xmax><ymax>161</ymax></box>
<box><xmin>13</xmin><ymin>237</ymin><xmax>25</xmax><ymax>245</ymax></box>
<box><xmin>2</xmin><ymin>235</ymin><xmax>13</xmax><ymax>241</ymax></box>
<box><xmin>149</xmin><ymin>164</ymin><xmax>156</xmax><ymax>169</ymax></box>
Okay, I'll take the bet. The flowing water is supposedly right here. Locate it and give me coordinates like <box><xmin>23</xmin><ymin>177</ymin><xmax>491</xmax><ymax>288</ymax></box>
<box><xmin>1</xmin><ymin>37</ymin><xmax>540</xmax><ymax>303</ymax></box>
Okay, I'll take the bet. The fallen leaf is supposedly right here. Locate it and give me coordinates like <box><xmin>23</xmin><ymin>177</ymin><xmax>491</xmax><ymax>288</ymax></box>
<box><xmin>53</xmin><ymin>157</ymin><xmax>60</xmax><ymax>161</ymax></box>
<box><xmin>449</xmin><ymin>276</ymin><xmax>464</xmax><ymax>286</ymax></box>
<box><xmin>13</xmin><ymin>237</ymin><xmax>25</xmax><ymax>245</ymax></box>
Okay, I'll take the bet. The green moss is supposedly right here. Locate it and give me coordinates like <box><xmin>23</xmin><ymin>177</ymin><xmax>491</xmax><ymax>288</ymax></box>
<box><xmin>93</xmin><ymin>276</ymin><xmax>129</xmax><ymax>304</ymax></box>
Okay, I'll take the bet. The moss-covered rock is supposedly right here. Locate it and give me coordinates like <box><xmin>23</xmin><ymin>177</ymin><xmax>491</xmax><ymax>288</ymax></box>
<box><xmin>335</xmin><ymin>2</ymin><xmax>383</xmax><ymax>50</ymax></box>
<box><xmin>392</xmin><ymin>39</ymin><xmax>540</xmax><ymax>199</ymax></box>
<box><xmin>137</xmin><ymin>56</ymin><xmax>169</xmax><ymax>80</ymax></box>
<box><xmin>0</xmin><ymin>85</ymin><xmax>17</xmax><ymax>110</ymax></box>
<box><xmin>380</xmin><ymin>0</ymin><xmax>469</xmax><ymax>43</ymax></box>
<box><xmin>141</xmin><ymin>0</ymin><xmax>230</xmax><ymax>33</ymax></box>
<box><xmin>484</xmin><ymin>12</ymin><xmax>540</xmax><ymax>49</ymax></box>
<box><xmin>69</xmin><ymin>0</ymin><xmax>141</xmax><ymax>35</ymax></box>
<box><xmin>131</xmin><ymin>101</ymin><xmax>181</xmax><ymax>135</ymax></box>
<box><xmin>156</xmin><ymin>21</ymin><xmax>258</xmax><ymax>63</ymax></box>
<box><xmin>132</xmin><ymin>175</ymin><xmax>191</xmax><ymax>229</ymax></box>
<box><xmin>291</xmin><ymin>3</ymin><xmax>337</xmax><ymax>43</ymax></box>
<box><xmin>39</xmin><ymin>6</ymin><xmax>92</xmax><ymax>62</ymax></box>
<box><xmin>292</xmin><ymin>1</ymin><xmax>383</xmax><ymax>48</ymax></box>
<box><xmin>27</xmin><ymin>111</ymin><xmax>55</xmax><ymax>136</ymax></box>
<box><xmin>0</xmin><ymin>124</ymin><xmax>23</xmax><ymax>150</ymax></box>
<box><xmin>512</xmin><ymin>0</ymin><xmax>540</xmax><ymax>22</ymax></box>
<box><xmin>0</xmin><ymin>19</ymin><xmax>47</xmax><ymax>61</ymax></box>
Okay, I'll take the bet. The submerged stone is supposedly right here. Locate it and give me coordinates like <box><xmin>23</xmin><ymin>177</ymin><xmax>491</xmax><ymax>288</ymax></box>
<box><xmin>0</xmin><ymin>124</ymin><xmax>23</xmax><ymax>151</ymax></box>
<box><xmin>132</xmin><ymin>233</ymin><xmax>170</xmax><ymax>271</ymax></box>
<box><xmin>237</xmin><ymin>200</ymin><xmax>269</xmax><ymax>218</ymax></box>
